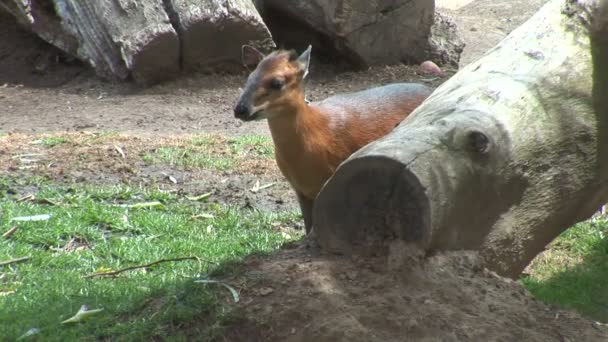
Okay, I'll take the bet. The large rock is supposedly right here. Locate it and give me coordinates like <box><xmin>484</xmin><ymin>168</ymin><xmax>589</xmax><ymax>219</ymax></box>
<box><xmin>261</xmin><ymin>0</ymin><xmax>461</xmax><ymax>67</ymax></box>
<box><xmin>0</xmin><ymin>0</ymin><xmax>273</xmax><ymax>84</ymax></box>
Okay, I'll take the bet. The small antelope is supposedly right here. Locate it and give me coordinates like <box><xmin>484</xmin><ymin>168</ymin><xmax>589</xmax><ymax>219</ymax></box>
<box><xmin>234</xmin><ymin>45</ymin><xmax>432</xmax><ymax>235</ymax></box>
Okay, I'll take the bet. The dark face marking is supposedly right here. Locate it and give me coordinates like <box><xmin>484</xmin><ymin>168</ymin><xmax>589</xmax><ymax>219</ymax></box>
<box><xmin>269</xmin><ymin>78</ymin><xmax>285</xmax><ymax>90</ymax></box>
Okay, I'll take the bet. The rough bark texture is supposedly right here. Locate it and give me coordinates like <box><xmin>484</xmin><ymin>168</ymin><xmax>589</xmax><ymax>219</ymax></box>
<box><xmin>429</xmin><ymin>11</ymin><xmax>466</xmax><ymax>68</ymax></box>
<box><xmin>167</xmin><ymin>0</ymin><xmax>275</xmax><ymax>72</ymax></box>
<box><xmin>260</xmin><ymin>0</ymin><xmax>441</xmax><ymax>67</ymax></box>
<box><xmin>313</xmin><ymin>0</ymin><xmax>608</xmax><ymax>279</ymax></box>
<box><xmin>0</xmin><ymin>0</ymin><xmax>273</xmax><ymax>84</ymax></box>
<box><xmin>0</xmin><ymin>0</ymin><xmax>81</xmax><ymax>63</ymax></box>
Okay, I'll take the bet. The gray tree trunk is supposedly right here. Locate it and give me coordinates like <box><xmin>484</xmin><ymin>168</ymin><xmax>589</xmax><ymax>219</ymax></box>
<box><xmin>0</xmin><ymin>0</ymin><xmax>273</xmax><ymax>84</ymax></box>
<box><xmin>312</xmin><ymin>0</ymin><xmax>608</xmax><ymax>279</ymax></box>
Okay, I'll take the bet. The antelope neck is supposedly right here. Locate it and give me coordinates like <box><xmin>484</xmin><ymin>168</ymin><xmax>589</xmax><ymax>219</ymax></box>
<box><xmin>266</xmin><ymin>95</ymin><xmax>330</xmax><ymax>154</ymax></box>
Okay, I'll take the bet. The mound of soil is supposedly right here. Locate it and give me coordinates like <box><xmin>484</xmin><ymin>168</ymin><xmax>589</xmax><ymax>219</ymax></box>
<box><xmin>222</xmin><ymin>241</ymin><xmax>607</xmax><ymax>341</ymax></box>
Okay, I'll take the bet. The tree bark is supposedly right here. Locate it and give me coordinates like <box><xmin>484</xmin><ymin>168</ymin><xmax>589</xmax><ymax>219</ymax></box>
<box><xmin>260</xmin><ymin>0</ymin><xmax>456</xmax><ymax>67</ymax></box>
<box><xmin>168</xmin><ymin>0</ymin><xmax>275</xmax><ymax>72</ymax></box>
<box><xmin>312</xmin><ymin>0</ymin><xmax>608</xmax><ymax>279</ymax></box>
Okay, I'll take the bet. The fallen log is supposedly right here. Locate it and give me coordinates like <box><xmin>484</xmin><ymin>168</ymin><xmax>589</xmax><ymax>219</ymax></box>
<box><xmin>166</xmin><ymin>0</ymin><xmax>274</xmax><ymax>72</ymax></box>
<box><xmin>260</xmin><ymin>0</ymin><xmax>463</xmax><ymax>67</ymax></box>
<box><xmin>313</xmin><ymin>0</ymin><xmax>608</xmax><ymax>278</ymax></box>
<box><xmin>0</xmin><ymin>0</ymin><xmax>273</xmax><ymax>84</ymax></box>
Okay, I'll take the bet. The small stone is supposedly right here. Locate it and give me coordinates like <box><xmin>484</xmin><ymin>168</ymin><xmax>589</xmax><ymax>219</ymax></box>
<box><xmin>419</xmin><ymin>60</ymin><xmax>442</xmax><ymax>75</ymax></box>
<box><xmin>259</xmin><ymin>287</ymin><xmax>274</xmax><ymax>296</ymax></box>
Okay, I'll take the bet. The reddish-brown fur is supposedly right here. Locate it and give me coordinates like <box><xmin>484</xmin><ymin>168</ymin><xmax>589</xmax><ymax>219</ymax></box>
<box><xmin>234</xmin><ymin>46</ymin><xmax>432</xmax><ymax>234</ymax></box>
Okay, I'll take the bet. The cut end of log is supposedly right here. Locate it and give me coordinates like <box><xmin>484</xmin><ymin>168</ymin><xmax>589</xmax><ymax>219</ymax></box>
<box><xmin>127</xmin><ymin>30</ymin><xmax>181</xmax><ymax>85</ymax></box>
<box><xmin>313</xmin><ymin>156</ymin><xmax>431</xmax><ymax>257</ymax></box>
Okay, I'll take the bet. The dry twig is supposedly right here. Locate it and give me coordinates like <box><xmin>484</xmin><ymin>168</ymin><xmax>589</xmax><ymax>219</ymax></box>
<box><xmin>84</xmin><ymin>256</ymin><xmax>212</xmax><ymax>278</ymax></box>
<box><xmin>2</xmin><ymin>226</ymin><xmax>18</xmax><ymax>238</ymax></box>
<box><xmin>0</xmin><ymin>256</ymin><xmax>31</xmax><ymax>267</ymax></box>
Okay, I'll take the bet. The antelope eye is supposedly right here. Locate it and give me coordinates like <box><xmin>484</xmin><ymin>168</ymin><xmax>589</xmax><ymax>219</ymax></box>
<box><xmin>269</xmin><ymin>78</ymin><xmax>284</xmax><ymax>90</ymax></box>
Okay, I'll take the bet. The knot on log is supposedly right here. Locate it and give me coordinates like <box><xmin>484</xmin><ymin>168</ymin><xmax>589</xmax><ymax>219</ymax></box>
<box><xmin>468</xmin><ymin>130</ymin><xmax>491</xmax><ymax>154</ymax></box>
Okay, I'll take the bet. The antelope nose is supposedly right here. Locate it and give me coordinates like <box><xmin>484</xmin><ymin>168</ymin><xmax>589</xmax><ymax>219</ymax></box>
<box><xmin>234</xmin><ymin>103</ymin><xmax>249</xmax><ymax>118</ymax></box>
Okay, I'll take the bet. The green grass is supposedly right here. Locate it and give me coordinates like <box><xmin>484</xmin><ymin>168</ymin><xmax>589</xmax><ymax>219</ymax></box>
<box><xmin>522</xmin><ymin>215</ymin><xmax>608</xmax><ymax>322</ymax></box>
<box><xmin>30</xmin><ymin>131</ymin><xmax>120</xmax><ymax>148</ymax></box>
<box><xmin>143</xmin><ymin>146</ymin><xmax>235</xmax><ymax>171</ymax></box>
<box><xmin>0</xmin><ymin>184</ymin><xmax>301</xmax><ymax>341</ymax></box>
<box><xmin>227</xmin><ymin>135</ymin><xmax>274</xmax><ymax>158</ymax></box>
<box><xmin>142</xmin><ymin>134</ymin><xmax>274</xmax><ymax>171</ymax></box>
<box><xmin>33</xmin><ymin>136</ymin><xmax>70</xmax><ymax>147</ymax></box>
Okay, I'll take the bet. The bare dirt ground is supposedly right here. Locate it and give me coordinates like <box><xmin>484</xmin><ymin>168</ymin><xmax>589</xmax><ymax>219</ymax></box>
<box><xmin>224</xmin><ymin>246</ymin><xmax>607</xmax><ymax>342</ymax></box>
<box><xmin>3</xmin><ymin>0</ymin><xmax>606</xmax><ymax>341</ymax></box>
<box><xmin>0</xmin><ymin>0</ymin><xmax>550</xmax><ymax>136</ymax></box>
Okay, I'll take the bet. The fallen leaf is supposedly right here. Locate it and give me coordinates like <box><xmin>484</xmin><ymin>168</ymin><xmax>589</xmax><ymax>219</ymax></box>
<box><xmin>113</xmin><ymin>144</ymin><xmax>126</xmax><ymax>159</ymax></box>
<box><xmin>10</xmin><ymin>214</ymin><xmax>52</xmax><ymax>222</ymax></box>
<box><xmin>0</xmin><ymin>288</ymin><xmax>16</xmax><ymax>296</ymax></box>
<box><xmin>16</xmin><ymin>328</ymin><xmax>40</xmax><ymax>340</ymax></box>
<box><xmin>16</xmin><ymin>194</ymin><xmax>35</xmax><ymax>202</ymax></box>
<box><xmin>94</xmin><ymin>267</ymin><xmax>114</xmax><ymax>274</ymax></box>
<box><xmin>190</xmin><ymin>213</ymin><xmax>215</xmax><ymax>220</ymax></box>
<box><xmin>61</xmin><ymin>305</ymin><xmax>104</xmax><ymax>324</ymax></box>
<box><xmin>11</xmin><ymin>153</ymin><xmax>45</xmax><ymax>160</ymax></box>
<box><xmin>195</xmin><ymin>279</ymin><xmax>239</xmax><ymax>303</ymax></box>
<box><xmin>258</xmin><ymin>287</ymin><xmax>274</xmax><ymax>296</ymax></box>
<box><xmin>186</xmin><ymin>192</ymin><xmax>213</xmax><ymax>201</ymax></box>
<box><xmin>119</xmin><ymin>201</ymin><xmax>164</xmax><ymax>209</ymax></box>
<box><xmin>36</xmin><ymin>198</ymin><xmax>60</xmax><ymax>206</ymax></box>
<box><xmin>250</xmin><ymin>181</ymin><xmax>276</xmax><ymax>193</ymax></box>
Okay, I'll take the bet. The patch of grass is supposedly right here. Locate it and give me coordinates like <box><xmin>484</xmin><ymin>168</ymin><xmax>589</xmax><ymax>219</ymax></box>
<box><xmin>143</xmin><ymin>134</ymin><xmax>274</xmax><ymax>171</ymax></box>
<box><xmin>523</xmin><ymin>216</ymin><xmax>608</xmax><ymax>322</ymax></box>
<box><xmin>0</xmin><ymin>175</ymin><xmax>51</xmax><ymax>199</ymax></box>
<box><xmin>0</xmin><ymin>184</ymin><xmax>301</xmax><ymax>341</ymax></box>
<box><xmin>144</xmin><ymin>146</ymin><xmax>235</xmax><ymax>171</ymax></box>
<box><xmin>189</xmin><ymin>134</ymin><xmax>217</xmax><ymax>147</ymax></box>
<box><xmin>34</xmin><ymin>136</ymin><xmax>70</xmax><ymax>147</ymax></box>
<box><xmin>29</xmin><ymin>131</ymin><xmax>120</xmax><ymax>148</ymax></box>
<box><xmin>228</xmin><ymin>135</ymin><xmax>274</xmax><ymax>158</ymax></box>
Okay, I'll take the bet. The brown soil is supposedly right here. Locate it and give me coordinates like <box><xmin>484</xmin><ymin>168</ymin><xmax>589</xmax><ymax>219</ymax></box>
<box><xmin>0</xmin><ymin>11</ymin><xmax>450</xmax><ymax>137</ymax></box>
<box><xmin>2</xmin><ymin>0</ymin><xmax>605</xmax><ymax>340</ymax></box>
<box><xmin>219</xmin><ymin>243</ymin><xmax>608</xmax><ymax>341</ymax></box>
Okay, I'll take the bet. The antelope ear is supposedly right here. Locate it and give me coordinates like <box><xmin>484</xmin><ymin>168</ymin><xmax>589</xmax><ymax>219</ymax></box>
<box><xmin>296</xmin><ymin>45</ymin><xmax>312</xmax><ymax>79</ymax></box>
<box><xmin>241</xmin><ymin>45</ymin><xmax>265</xmax><ymax>68</ymax></box>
